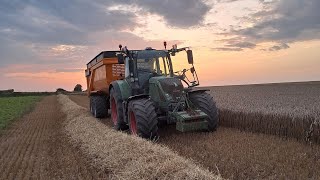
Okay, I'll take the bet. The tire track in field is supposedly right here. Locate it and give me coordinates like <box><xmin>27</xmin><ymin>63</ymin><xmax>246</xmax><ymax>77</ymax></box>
<box><xmin>70</xmin><ymin>95</ymin><xmax>320</xmax><ymax>179</ymax></box>
<box><xmin>0</xmin><ymin>96</ymin><xmax>101</xmax><ymax>179</ymax></box>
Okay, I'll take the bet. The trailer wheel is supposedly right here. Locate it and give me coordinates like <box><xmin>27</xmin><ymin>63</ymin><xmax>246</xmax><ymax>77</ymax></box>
<box><xmin>110</xmin><ymin>88</ymin><xmax>128</xmax><ymax>130</ymax></box>
<box><xmin>90</xmin><ymin>96</ymin><xmax>94</xmax><ymax>114</ymax></box>
<box><xmin>189</xmin><ymin>92</ymin><xmax>219</xmax><ymax>131</ymax></box>
<box><xmin>128</xmin><ymin>98</ymin><xmax>158</xmax><ymax>139</ymax></box>
<box><xmin>91</xmin><ymin>96</ymin><xmax>108</xmax><ymax>118</ymax></box>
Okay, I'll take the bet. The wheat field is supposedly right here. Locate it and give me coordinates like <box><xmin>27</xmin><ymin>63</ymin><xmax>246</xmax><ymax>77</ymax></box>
<box><xmin>204</xmin><ymin>81</ymin><xmax>320</xmax><ymax>143</ymax></box>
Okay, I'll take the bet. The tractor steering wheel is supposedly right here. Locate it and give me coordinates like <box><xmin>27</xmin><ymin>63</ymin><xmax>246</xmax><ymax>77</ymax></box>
<box><xmin>174</xmin><ymin>69</ymin><xmax>190</xmax><ymax>81</ymax></box>
<box><xmin>174</xmin><ymin>68</ymin><xmax>190</xmax><ymax>75</ymax></box>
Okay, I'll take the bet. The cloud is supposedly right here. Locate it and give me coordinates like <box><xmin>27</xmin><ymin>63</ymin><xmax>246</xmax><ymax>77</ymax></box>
<box><xmin>213</xmin><ymin>37</ymin><xmax>256</xmax><ymax>51</ymax></box>
<box><xmin>55</xmin><ymin>68</ymin><xmax>83</xmax><ymax>73</ymax></box>
<box><xmin>0</xmin><ymin>0</ymin><xmax>210</xmax><ymax>48</ymax></box>
<box><xmin>267</xmin><ymin>43</ymin><xmax>290</xmax><ymax>51</ymax></box>
<box><xmin>212</xmin><ymin>41</ymin><xmax>256</xmax><ymax>52</ymax></box>
<box><xmin>132</xmin><ymin>0</ymin><xmax>211</xmax><ymax>28</ymax></box>
<box><xmin>0</xmin><ymin>1</ymin><xmax>138</xmax><ymax>46</ymax></box>
<box><xmin>216</xmin><ymin>0</ymin><xmax>241</xmax><ymax>3</ymax></box>
<box><xmin>0</xmin><ymin>0</ymin><xmax>205</xmax><ymax>68</ymax></box>
<box><xmin>225</xmin><ymin>41</ymin><xmax>256</xmax><ymax>49</ymax></box>
<box><xmin>0</xmin><ymin>36</ymin><xmax>37</xmax><ymax>66</ymax></box>
<box><xmin>212</xmin><ymin>47</ymin><xmax>243</xmax><ymax>51</ymax></box>
<box><xmin>219</xmin><ymin>0</ymin><xmax>320</xmax><ymax>51</ymax></box>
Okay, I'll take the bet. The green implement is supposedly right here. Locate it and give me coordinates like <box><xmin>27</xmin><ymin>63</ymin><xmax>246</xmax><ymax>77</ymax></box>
<box><xmin>173</xmin><ymin>110</ymin><xmax>209</xmax><ymax>132</ymax></box>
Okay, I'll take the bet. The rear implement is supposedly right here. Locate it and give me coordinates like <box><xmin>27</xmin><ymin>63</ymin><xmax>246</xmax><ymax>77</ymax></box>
<box><xmin>174</xmin><ymin>110</ymin><xmax>209</xmax><ymax>132</ymax></box>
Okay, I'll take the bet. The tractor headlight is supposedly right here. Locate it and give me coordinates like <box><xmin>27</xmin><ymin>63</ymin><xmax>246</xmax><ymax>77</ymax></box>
<box><xmin>165</xmin><ymin>93</ymin><xmax>172</xmax><ymax>100</ymax></box>
<box><xmin>180</xmin><ymin>102</ymin><xmax>186</xmax><ymax>110</ymax></box>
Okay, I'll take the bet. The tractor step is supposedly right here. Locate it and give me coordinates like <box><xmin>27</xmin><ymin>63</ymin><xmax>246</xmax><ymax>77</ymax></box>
<box><xmin>173</xmin><ymin>110</ymin><xmax>209</xmax><ymax>132</ymax></box>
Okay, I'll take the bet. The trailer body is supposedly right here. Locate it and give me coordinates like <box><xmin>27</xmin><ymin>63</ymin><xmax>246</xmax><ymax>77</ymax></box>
<box><xmin>85</xmin><ymin>51</ymin><xmax>125</xmax><ymax>96</ymax></box>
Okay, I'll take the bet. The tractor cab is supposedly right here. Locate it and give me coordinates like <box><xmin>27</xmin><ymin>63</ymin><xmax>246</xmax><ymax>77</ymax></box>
<box><xmin>135</xmin><ymin>50</ymin><xmax>172</xmax><ymax>93</ymax></box>
<box><xmin>118</xmin><ymin>45</ymin><xmax>199</xmax><ymax>93</ymax></box>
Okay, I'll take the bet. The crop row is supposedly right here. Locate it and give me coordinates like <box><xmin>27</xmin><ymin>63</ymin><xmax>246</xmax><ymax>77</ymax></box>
<box><xmin>205</xmin><ymin>82</ymin><xmax>320</xmax><ymax>143</ymax></box>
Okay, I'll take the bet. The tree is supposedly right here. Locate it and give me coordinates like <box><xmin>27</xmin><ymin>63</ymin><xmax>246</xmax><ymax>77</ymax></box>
<box><xmin>74</xmin><ymin>84</ymin><xmax>82</xmax><ymax>92</ymax></box>
<box><xmin>56</xmin><ymin>88</ymin><xmax>67</xmax><ymax>94</ymax></box>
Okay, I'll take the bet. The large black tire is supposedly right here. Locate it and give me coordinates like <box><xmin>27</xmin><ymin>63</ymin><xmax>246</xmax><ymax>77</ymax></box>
<box><xmin>128</xmin><ymin>98</ymin><xmax>158</xmax><ymax>139</ymax></box>
<box><xmin>189</xmin><ymin>92</ymin><xmax>219</xmax><ymax>131</ymax></box>
<box><xmin>90</xmin><ymin>96</ymin><xmax>94</xmax><ymax>114</ymax></box>
<box><xmin>95</xmin><ymin>96</ymin><xmax>108</xmax><ymax>118</ymax></box>
<box><xmin>110</xmin><ymin>88</ymin><xmax>128</xmax><ymax>130</ymax></box>
<box><xmin>90</xmin><ymin>96</ymin><xmax>108</xmax><ymax>118</ymax></box>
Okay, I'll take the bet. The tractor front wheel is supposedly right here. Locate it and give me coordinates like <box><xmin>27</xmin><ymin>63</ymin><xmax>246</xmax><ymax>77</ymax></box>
<box><xmin>128</xmin><ymin>98</ymin><xmax>158</xmax><ymax>139</ymax></box>
<box><xmin>189</xmin><ymin>92</ymin><xmax>219</xmax><ymax>131</ymax></box>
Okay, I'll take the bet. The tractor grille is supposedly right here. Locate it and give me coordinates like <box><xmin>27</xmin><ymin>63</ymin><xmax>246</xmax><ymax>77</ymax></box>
<box><xmin>158</xmin><ymin>78</ymin><xmax>183</xmax><ymax>101</ymax></box>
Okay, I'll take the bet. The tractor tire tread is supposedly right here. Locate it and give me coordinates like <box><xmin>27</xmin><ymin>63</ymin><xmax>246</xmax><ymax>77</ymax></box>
<box><xmin>92</xmin><ymin>96</ymin><xmax>108</xmax><ymax>118</ymax></box>
<box><xmin>110</xmin><ymin>88</ymin><xmax>128</xmax><ymax>130</ymax></box>
<box><xmin>189</xmin><ymin>92</ymin><xmax>219</xmax><ymax>131</ymax></box>
<box><xmin>128</xmin><ymin>98</ymin><xmax>158</xmax><ymax>139</ymax></box>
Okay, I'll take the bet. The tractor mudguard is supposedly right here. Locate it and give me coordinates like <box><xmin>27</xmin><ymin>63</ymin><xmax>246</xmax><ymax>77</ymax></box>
<box><xmin>109</xmin><ymin>80</ymin><xmax>131</xmax><ymax>101</ymax></box>
<box><xmin>187</xmin><ymin>89</ymin><xmax>209</xmax><ymax>94</ymax></box>
<box><xmin>122</xmin><ymin>94</ymin><xmax>150</xmax><ymax>124</ymax></box>
<box><xmin>127</xmin><ymin>94</ymin><xmax>150</xmax><ymax>102</ymax></box>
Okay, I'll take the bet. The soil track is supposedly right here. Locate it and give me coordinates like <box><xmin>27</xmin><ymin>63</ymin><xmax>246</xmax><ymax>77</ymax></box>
<box><xmin>0</xmin><ymin>96</ymin><xmax>102</xmax><ymax>179</ymax></box>
<box><xmin>70</xmin><ymin>95</ymin><xmax>320</xmax><ymax>179</ymax></box>
<box><xmin>69</xmin><ymin>95</ymin><xmax>89</xmax><ymax>109</ymax></box>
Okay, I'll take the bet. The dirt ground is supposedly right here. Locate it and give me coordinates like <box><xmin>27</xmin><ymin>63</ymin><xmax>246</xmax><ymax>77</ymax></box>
<box><xmin>70</xmin><ymin>95</ymin><xmax>320</xmax><ymax>179</ymax></box>
<box><xmin>0</xmin><ymin>96</ymin><xmax>104</xmax><ymax>179</ymax></box>
<box><xmin>69</xmin><ymin>95</ymin><xmax>89</xmax><ymax>109</ymax></box>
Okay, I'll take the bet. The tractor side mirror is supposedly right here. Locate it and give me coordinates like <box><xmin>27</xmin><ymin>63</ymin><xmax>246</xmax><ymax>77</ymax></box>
<box><xmin>190</xmin><ymin>67</ymin><xmax>195</xmax><ymax>74</ymax></box>
<box><xmin>187</xmin><ymin>50</ymin><xmax>193</xmax><ymax>64</ymax></box>
<box><xmin>117</xmin><ymin>54</ymin><xmax>124</xmax><ymax>64</ymax></box>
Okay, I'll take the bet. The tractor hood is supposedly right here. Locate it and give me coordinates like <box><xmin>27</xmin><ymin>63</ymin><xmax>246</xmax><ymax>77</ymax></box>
<box><xmin>149</xmin><ymin>76</ymin><xmax>184</xmax><ymax>102</ymax></box>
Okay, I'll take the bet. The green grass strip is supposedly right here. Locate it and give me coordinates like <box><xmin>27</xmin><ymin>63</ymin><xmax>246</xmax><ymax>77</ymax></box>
<box><xmin>0</xmin><ymin>96</ymin><xmax>42</xmax><ymax>129</ymax></box>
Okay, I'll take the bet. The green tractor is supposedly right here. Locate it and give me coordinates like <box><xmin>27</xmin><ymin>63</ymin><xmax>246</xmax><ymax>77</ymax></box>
<box><xmin>105</xmin><ymin>44</ymin><xmax>218</xmax><ymax>139</ymax></box>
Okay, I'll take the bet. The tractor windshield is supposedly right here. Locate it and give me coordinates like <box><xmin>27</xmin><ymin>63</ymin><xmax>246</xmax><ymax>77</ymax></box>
<box><xmin>136</xmin><ymin>50</ymin><xmax>172</xmax><ymax>76</ymax></box>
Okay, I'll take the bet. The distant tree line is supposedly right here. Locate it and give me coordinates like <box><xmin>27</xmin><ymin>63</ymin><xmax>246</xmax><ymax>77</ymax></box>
<box><xmin>0</xmin><ymin>89</ymin><xmax>54</xmax><ymax>97</ymax></box>
<box><xmin>1</xmin><ymin>83</ymin><xmax>85</xmax><ymax>97</ymax></box>
<box><xmin>0</xmin><ymin>89</ymin><xmax>14</xmax><ymax>94</ymax></box>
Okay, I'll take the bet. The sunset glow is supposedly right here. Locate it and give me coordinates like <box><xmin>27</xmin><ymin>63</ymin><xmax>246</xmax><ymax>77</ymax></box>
<box><xmin>0</xmin><ymin>0</ymin><xmax>319</xmax><ymax>91</ymax></box>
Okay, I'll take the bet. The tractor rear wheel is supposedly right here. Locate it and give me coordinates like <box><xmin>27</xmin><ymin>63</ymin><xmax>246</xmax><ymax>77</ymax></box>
<box><xmin>128</xmin><ymin>98</ymin><xmax>158</xmax><ymax>139</ymax></box>
<box><xmin>90</xmin><ymin>96</ymin><xmax>108</xmax><ymax>118</ymax></box>
<box><xmin>189</xmin><ymin>92</ymin><xmax>219</xmax><ymax>131</ymax></box>
<box><xmin>110</xmin><ymin>88</ymin><xmax>128</xmax><ymax>130</ymax></box>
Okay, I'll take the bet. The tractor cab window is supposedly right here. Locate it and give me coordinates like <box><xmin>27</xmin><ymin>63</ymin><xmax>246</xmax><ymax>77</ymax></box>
<box><xmin>136</xmin><ymin>57</ymin><xmax>170</xmax><ymax>76</ymax></box>
<box><xmin>159</xmin><ymin>57</ymin><xmax>168</xmax><ymax>76</ymax></box>
<box><xmin>136</xmin><ymin>58</ymin><xmax>157</xmax><ymax>73</ymax></box>
<box><xmin>136</xmin><ymin>50</ymin><xmax>170</xmax><ymax>76</ymax></box>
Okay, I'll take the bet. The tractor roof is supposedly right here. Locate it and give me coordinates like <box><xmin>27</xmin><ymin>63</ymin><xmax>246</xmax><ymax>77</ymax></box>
<box><xmin>87</xmin><ymin>49</ymin><xmax>167</xmax><ymax>68</ymax></box>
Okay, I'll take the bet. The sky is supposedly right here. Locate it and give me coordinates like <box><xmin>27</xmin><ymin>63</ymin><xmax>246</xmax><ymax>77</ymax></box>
<box><xmin>0</xmin><ymin>0</ymin><xmax>319</xmax><ymax>91</ymax></box>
